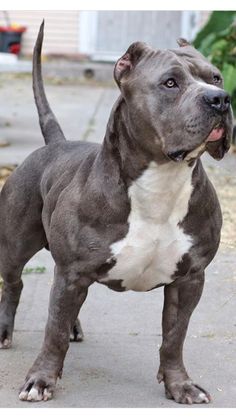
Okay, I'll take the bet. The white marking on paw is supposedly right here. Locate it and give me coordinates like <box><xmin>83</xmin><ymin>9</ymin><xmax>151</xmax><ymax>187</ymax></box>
<box><xmin>198</xmin><ymin>392</ymin><xmax>210</xmax><ymax>403</ymax></box>
<box><xmin>19</xmin><ymin>391</ymin><xmax>28</xmax><ymax>401</ymax></box>
<box><xmin>43</xmin><ymin>388</ymin><xmax>53</xmax><ymax>401</ymax></box>
<box><xmin>27</xmin><ymin>387</ymin><xmax>43</xmax><ymax>401</ymax></box>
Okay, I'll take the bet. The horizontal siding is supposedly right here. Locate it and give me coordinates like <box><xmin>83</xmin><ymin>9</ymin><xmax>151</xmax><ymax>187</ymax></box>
<box><xmin>0</xmin><ymin>10</ymin><xmax>80</xmax><ymax>55</ymax></box>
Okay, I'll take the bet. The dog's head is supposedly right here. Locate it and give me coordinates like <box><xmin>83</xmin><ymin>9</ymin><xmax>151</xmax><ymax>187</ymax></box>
<box><xmin>114</xmin><ymin>40</ymin><xmax>233</xmax><ymax>162</ymax></box>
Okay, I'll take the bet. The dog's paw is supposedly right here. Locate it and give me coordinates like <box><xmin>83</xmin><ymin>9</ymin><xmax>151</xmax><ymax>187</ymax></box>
<box><xmin>164</xmin><ymin>380</ymin><xmax>211</xmax><ymax>404</ymax></box>
<box><xmin>0</xmin><ymin>336</ymin><xmax>12</xmax><ymax>349</ymax></box>
<box><xmin>19</xmin><ymin>375</ymin><xmax>56</xmax><ymax>402</ymax></box>
<box><xmin>70</xmin><ymin>318</ymin><xmax>84</xmax><ymax>342</ymax></box>
<box><xmin>0</xmin><ymin>311</ymin><xmax>13</xmax><ymax>349</ymax></box>
<box><xmin>157</xmin><ymin>367</ymin><xmax>211</xmax><ymax>404</ymax></box>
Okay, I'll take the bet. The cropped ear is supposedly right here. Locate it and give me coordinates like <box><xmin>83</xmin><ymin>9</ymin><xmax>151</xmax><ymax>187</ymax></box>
<box><xmin>177</xmin><ymin>38</ymin><xmax>191</xmax><ymax>47</ymax></box>
<box><xmin>114</xmin><ymin>42</ymin><xmax>150</xmax><ymax>86</ymax></box>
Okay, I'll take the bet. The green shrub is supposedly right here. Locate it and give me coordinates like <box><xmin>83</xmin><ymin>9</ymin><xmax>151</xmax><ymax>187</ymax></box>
<box><xmin>193</xmin><ymin>11</ymin><xmax>236</xmax><ymax>115</ymax></box>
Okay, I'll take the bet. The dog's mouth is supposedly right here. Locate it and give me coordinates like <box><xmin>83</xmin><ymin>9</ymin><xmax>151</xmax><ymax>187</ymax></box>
<box><xmin>167</xmin><ymin>122</ymin><xmax>230</xmax><ymax>163</ymax></box>
<box><xmin>204</xmin><ymin>123</ymin><xmax>230</xmax><ymax>160</ymax></box>
<box><xmin>206</xmin><ymin>123</ymin><xmax>225</xmax><ymax>142</ymax></box>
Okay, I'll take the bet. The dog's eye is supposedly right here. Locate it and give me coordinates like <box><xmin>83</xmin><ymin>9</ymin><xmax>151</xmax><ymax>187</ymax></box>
<box><xmin>213</xmin><ymin>75</ymin><xmax>222</xmax><ymax>84</ymax></box>
<box><xmin>164</xmin><ymin>78</ymin><xmax>178</xmax><ymax>88</ymax></box>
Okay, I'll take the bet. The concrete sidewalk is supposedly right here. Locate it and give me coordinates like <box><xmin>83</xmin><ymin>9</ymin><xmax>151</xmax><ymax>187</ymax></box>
<box><xmin>0</xmin><ymin>74</ymin><xmax>236</xmax><ymax>408</ymax></box>
<box><xmin>0</xmin><ymin>74</ymin><xmax>117</xmax><ymax>164</ymax></box>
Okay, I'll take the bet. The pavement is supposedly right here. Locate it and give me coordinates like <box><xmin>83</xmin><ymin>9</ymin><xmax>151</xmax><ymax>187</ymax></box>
<box><xmin>0</xmin><ymin>55</ymin><xmax>114</xmax><ymax>82</ymax></box>
<box><xmin>0</xmin><ymin>73</ymin><xmax>236</xmax><ymax>408</ymax></box>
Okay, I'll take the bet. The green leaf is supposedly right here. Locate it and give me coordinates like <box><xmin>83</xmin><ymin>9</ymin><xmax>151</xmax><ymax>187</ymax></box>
<box><xmin>198</xmin><ymin>33</ymin><xmax>217</xmax><ymax>56</ymax></box>
<box><xmin>193</xmin><ymin>11</ymin><xmax>236</xmax><ymax>49</ymax></box>
<box><xmin>222</xmin><ymin>63</ymin><xmax>236</xmax><ymax>94</ymax></box>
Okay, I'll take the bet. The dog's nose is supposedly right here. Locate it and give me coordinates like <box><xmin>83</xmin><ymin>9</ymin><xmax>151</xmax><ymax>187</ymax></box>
<box><xmin>203</xmin><ymin>90</ymin><xmax>231</xmax><ymax>113</ymax></box>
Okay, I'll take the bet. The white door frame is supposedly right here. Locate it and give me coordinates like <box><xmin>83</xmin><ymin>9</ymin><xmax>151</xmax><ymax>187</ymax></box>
<box><xmin>79</xmin><ymin>11</ymin><xmax>98</xmax><ymax>56</ymax></box>
<box><xmin>181</xmin><ymin>10</ymin><xmax>201</xmax><ymax>41</ymax></box>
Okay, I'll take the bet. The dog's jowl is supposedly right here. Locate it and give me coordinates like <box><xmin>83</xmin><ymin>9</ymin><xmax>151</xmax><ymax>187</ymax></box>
<box><xmin>0</xmin><ymin>23</ymin><xmax>233</xmax><ymax>404</ymax></box>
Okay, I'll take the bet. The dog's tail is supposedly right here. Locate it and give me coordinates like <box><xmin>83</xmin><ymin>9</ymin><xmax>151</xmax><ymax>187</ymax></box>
<box><xmin>33</xmin><ymin>21</ymin><xmax>66</xmax><ymax>145</ymax></box>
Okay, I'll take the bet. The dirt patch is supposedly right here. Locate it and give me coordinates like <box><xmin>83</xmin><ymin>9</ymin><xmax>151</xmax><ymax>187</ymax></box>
<box><xmin>0</xmin><ymin>165</ymin><xmax>17</xmax><ymax>189</ymax></box>
<box><xmin>0</xmin><ymin>141</ymin><xmax>10</xmax><ymax>148</ymax></box>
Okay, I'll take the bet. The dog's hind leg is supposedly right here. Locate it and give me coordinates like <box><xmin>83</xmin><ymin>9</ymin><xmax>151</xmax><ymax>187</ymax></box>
<box><xmin>0</xmin><ymin>262</ymin><xmax>24</xmax><ymax>349</ymax></box>
<box><xmin>0</xmin><ymin>165</ymin><xmax>49</xmax><ymax>349</ymax></box>
<box><xmin>0</xmin><ymin>230</ymin><xmax>47</xmax><ymax>349</ymax></box>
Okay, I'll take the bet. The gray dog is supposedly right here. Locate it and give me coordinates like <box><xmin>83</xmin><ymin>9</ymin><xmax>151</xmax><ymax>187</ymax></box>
<box><xmin>0</xmin><ymin>22</ymin><xmax>233</xmax><ymax>404</ymax></box>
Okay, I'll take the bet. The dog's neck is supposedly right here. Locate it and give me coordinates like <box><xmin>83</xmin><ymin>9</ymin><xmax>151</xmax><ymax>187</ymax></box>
<box><xmin>100</xmin><ymin>96</ymin><xmax>153</xmax><ymax>184</ymax></box>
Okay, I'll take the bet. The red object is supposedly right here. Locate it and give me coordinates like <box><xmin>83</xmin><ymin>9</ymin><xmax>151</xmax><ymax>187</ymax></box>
<box><xmin>0</xmin><ymin>26</ymin><xmax>26</xmax><ymax>33</ymax></box>
<box><xmin>9</xmin><ymin>43</ymin><xmax>21</xmax><ymax>54</ymax></box>
<box><xmin>0</xmin><ymin>26</ymin><xmax>27</xmax><ymax>55</ymax></box>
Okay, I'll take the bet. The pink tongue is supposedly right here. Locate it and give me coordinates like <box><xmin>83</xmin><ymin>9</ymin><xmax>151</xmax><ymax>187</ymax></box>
<box><xmin>207</xmin><ymin>127</ymin><xmax>224</xmax><ymax>142</ymax></box>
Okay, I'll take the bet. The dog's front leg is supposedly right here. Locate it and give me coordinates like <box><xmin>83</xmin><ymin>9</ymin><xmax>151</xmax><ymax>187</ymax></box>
<box><xmin>19</xmin><ymin>265</ymin><xmax>90</xmax><ymax>402</ymax></box>
<box><xmin>157</xmin><ymin>272</ymin><xmax>211</xmax><ymax>404</ymax></box>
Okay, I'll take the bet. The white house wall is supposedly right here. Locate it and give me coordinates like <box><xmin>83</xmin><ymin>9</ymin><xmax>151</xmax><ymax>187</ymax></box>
<box><xmin>0</xmin><ymin>10</ymin><xmax>80</xmax><ymax>55</ymax></box>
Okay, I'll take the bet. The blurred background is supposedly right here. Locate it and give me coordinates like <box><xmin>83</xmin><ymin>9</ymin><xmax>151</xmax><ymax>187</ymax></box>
<box><xmin>0</xmin><ymin>10</ymin><xmax>208</xmax><ymax>59</ymax></box>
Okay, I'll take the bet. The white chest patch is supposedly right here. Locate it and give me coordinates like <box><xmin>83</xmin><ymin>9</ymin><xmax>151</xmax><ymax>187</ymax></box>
<box><xmin>100</xmin><ymin>161</ymin><xmax>194</xmax><ymax>291</ymax></box>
